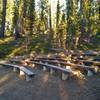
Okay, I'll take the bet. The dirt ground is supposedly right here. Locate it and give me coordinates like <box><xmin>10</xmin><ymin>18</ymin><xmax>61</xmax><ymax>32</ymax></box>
<box><xmin>0</xmin><ymin>65</ymin><xmax>100</xmax><ymax>100</ymax></box>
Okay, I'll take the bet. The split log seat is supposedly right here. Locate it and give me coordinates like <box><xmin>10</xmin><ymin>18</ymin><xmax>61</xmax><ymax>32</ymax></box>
<box><xmin>10</xmin><ymin>58</ymin><xmax>98</xmax><ymax>77</ymax></box>
<box><xmin>31</xmin><ymin>59</ymin><xmax>97</xmax><ymax>75</ymax></box>
<box><xmin>0</xmin><ymin>63</ymin><xmax>35</xmax><ymax>81</ymax></box>
<box><xmin>32</xmin><ymin>61</ymin><xmax>81</xmax><ymax>80</ymax></box>
<box><xmin>76</xmin><ymin>59</ymin><xmax>100</xmax><ymax>67</ymax></box>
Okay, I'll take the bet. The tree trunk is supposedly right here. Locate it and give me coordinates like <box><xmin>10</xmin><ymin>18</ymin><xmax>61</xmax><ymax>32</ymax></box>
<box><xmin>49</xmin><ymin>5</ymin><xmax>52</xmax><ymax>30</ymax></box>
<box><xmin>0</xmin><ymin>0</ymin><xmax>7</xmax><ymax>38</ymax></box>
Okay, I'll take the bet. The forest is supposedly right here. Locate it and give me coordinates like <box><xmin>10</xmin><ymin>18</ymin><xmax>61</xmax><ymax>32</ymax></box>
<box><xmin>0</xmin><ymin>0</ymin><xmax>100</xmax><ymax>100</ymax></box>
<box><xmin>0</xmin><ymin>0</ymin><xmax>100</xmax><ymax>58</ymax></box>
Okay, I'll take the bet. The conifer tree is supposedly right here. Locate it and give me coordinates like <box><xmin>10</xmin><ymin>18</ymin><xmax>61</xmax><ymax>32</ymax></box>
<box><xmin>0</xmin><ymin>0</ymin><xmax>7</xmax><ymax>38</ymax></box>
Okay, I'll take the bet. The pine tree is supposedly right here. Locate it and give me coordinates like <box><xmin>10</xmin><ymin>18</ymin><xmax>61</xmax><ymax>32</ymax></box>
<box><xmin>12</xmin><ymin>0</ymin><xmax>21</xmax><ymax>39</ymax></box>
<box><xmin>40</xmin><ymin>0</ymin><xmax>49</xmax><ymax>32</ymax></box>
<box><xmin>56</xmin><ymin>0</ymin><xmax>60</xmax><ymax>28</ymax></box>
<box><xmin>0</xmin><ymin>0</ymin><xmax>7</xmax><ymax>38</ymax></box>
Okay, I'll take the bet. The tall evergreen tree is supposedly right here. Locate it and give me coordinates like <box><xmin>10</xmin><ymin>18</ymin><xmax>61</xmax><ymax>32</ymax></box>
<box><xmin>65</xmin><ymin>0</ymin><xmax>74</xmax><ymax>49</ymax></box>
<box><xmin>0</xmin><ymin>1</ymin><xmax>2</xmax><ymax>23</ymax></box>
<box><xmin>12</xmin><ymin>0</ymin><xmax>20</xmax><ymax>39</ymax></box>
<box><xmin>27</xmin><ymin>0</ymin><xmax>35</xmax><ymax>35</ymax></box>
<box><xmin>0</xmin><ymin>0</ymin><xmax>7</xmax><ymax>38</ymax></box>
<box><xmin>19</xmin><ymin>0</ymin><xmax>27</xmax><ymax>35</ymax></box>
<box><xmin>40</xmin><ymin>0</ymin><xmax>49</xmax><ymax>31</ymax></box>
<box><xmin>48</xmin><ymin>5</ymin><xmax>52</xmax><ymax>29</ymax></box>
<box><xmin>56</xmin><ymin>0</ymin><xmax>60</xmax><ymax>28</ymax></box>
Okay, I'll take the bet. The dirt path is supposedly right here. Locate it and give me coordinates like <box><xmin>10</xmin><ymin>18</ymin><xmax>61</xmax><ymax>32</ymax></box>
<box><xmin>0</xmin><ymin>65</ymin><xmax>100</xmax><ymax>100</ymax></box>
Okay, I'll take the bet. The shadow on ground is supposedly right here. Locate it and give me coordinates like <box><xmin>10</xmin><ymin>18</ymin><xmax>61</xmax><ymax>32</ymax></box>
<box><xmin>0</xmin><ymin>65</ymin><xmax>100</xmax><ymax>100</ymax></box>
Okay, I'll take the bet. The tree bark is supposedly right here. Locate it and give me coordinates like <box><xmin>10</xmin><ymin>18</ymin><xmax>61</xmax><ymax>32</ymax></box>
<box><xmin>0</xmin><ymin>0</ymin><xmax>7</xmax><ymax>38</ymax></box>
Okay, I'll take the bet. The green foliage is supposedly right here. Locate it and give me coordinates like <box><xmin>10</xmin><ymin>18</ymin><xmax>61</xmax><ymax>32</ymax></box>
<box><xmin>56</xmin><ymin>0</ymin><xmax>60</xmax><ymax>27</ymax></box>
<box><xmin>0</xmin><ymin>1</ymin><xmax>2</xmax><ymax>26</ymax></box>
<box><xmin>0</xmin><ymin>36</ymin><xmax>52</xmax><ymax>59</ymax></box>
<box><xmin>0</xmin><ymin>0</ymin><xmax>100</xmax><ymax>58</ymax></box>
<box><xmin>26</xmin><ymin>0</ymin><xmax>35</xmax><ymax>35</ymax></box>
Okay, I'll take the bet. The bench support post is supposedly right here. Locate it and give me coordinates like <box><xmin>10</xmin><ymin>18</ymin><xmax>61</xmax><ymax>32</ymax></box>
<box><xmin>43</xmin><ymin>66</ymin><xmax>47</xmax><ymax>71</ymax></box>
<box><xmin>25</xmin><ymin>75</ymin><xmax>31</xmax><ymax>82</ymax></box>
<box><xmin>58</xmin><ymin>64</ymin><xmax>61</xmax><ymax>67</ymax></box>
<box><xmin>20</xmin><ymin>70</ymin><xmax>25</xmax><ymax>76</ymax></box>
<box><xmin>94</xmin><ymin>67</ymin><xmax>98</xmax><ymax>73</ymax></box>
<box><xmin>87</xmin><ymin>70</ymin><xmax>93</xmax><ymax>76</ymax></box>
<box><xmin>13</xmin><ymin>67</ymin><xmax>18</xmax><ymax>72</ymax></box>
<box><xmin>62</xmin><ymin>73</ymin><xmax>68</xmax><ymax>80</ymax></box>
<box><xmin>31</xmin><ymin>64</ymin><xmax>35</xmax><ymax>68</ymax></box>
<box><xmin>50</xmin><ymin>68</ymin><xmax>55</xmax><ymax>74</ymax></box>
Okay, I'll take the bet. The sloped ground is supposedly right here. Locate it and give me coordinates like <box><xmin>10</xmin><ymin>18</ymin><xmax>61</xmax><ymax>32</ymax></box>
<box><xmin>0</xmin><ymin>65</ymin><xmax>100</xmax><ymax>100</ymax></box>
<box><xmin>0</xmin><ymin>36</ymin><xmax>51</xmax><ymax>60</ymax></box>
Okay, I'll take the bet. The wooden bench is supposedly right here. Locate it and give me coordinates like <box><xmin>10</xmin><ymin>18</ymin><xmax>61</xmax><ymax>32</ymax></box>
<box><xmin>75</xmin><ymin>59</ymin><xmax>100</xmax><ymax>66</ymax></box>
<box><xmin>9</xmin><ymin>59</ymin><xmax>74</xmax><ymax>80</ymax></box>
<box><xmin>32</xmin><ymin>59</ymin><xmax>98</xmax><ymax>75</ymax></box>
<box><xmin>0</xmin><ymin>63</ymin><xmax>35</xmax><ymax>81</ymax></box>
<box><xmin>10</xmin><ymin>58</ymin><xmax>98</xmax><ymax>77</ymax></box>
<box><xmin>83</xmin><ymin>52</ymin><xmax>98</xmax><ymax>56</ymax></box>
<box><xmin>93</xmin><ymin>57</ymin><xmax>100</xmax><ymax>61</ymax></box>
<box><xmin>36</xmin><ymin>56</ymin><xmax>71</xmax><ymax>62</ymax></box>
<box><xmin>31</xmin><ymin>61</ymin><xmax>79</xmax><ymax>80</ymax></box>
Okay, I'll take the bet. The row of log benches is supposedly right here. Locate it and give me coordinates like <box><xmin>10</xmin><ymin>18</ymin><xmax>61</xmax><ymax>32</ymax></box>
<box><xmin>0</xmin><ymin>55</ymin><xmax>100</xmax><ymax>82</ymax></box>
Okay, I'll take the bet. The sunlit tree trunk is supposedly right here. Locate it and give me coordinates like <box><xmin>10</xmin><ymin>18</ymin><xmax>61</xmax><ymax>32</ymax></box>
<box><xmin>65</xmin><ymin>0</ymin><xmax>73</xmax><ymax>50</ymax></box>
<box><xmin>49</xmin><ymin>5</ymin><xmax>52</xmax><ymax>30</ymax></box>
<box><xmin>20</xmin><ymin>0</ymin><xmax>26</xmax><ymax>35</ymax></box>
<box><xmin>0</xmin><ymin>0</ymin><xmax>7</xmax><ymax>38</ymax></box>
<box><xmin>78</xmin><ymin>0</ymin><xmax>86</xmax><ymax>47</ymax></box>
<box><xmin>56</xmin><ymin>0</ymin><xmax>60</xmax><ymax>28</ymax></box>
<box><xmin>12</xmin><ymin>0</ymin><xmax>21</xmax><ymax>40</ymax></box>
<box><xmin>48</xmin><ymin>5</ymin><xmax>53</xmax><ymax>44</ymax></box>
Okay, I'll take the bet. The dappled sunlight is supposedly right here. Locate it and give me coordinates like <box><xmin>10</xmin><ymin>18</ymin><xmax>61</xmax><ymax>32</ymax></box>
<box><xmin>72</xmin><ymin>70</ymin><xmax>85</xmax><ymax>80</ymax></box>
<box><xmin>0</xmin><ymin>37</ymin><xmax>13</xmax><ymax>44</ymax></box>
<box><xmin>0</xmin><ymin>74</ymin><xmax>10</xmax><ymax>84</ymax></box>
<box><xmin>58</xmin><ymin>81</ymin><xmax>69</xmax><ymax>100</ymax></box>
<box><xmin>41</xmin><ymin>73</ymin><xmax>49</xmax><ymax>87</ymax></box>
<box><xmin>0</xmin><ymin>0</ymin><xmax>99</xmax><ymax>99</ymax></box>
<box><xmin>0</xmin><ymin>90</ymin><xmax>4</xmax><ymax>95</ymax></box>
<box><xmin>42</xmin><ymin>73</ymin><xmax>49</xmax><ymax>84</ymax></box>
<box><xmin>7</xmin><ymin>46</ymin><xmax>24</xmax><ymax>58</ymax></box>
<box><xmin>35</xmin><ymin>43</ymin><xmax>40</xmax><ymax>49</ymax></box>
<box><xmin>47</xmin><ymin>53</ymin><xmax>52</xmax><ymax>57</ymax></box>
<box><xmin>76</xmin><ymin>78</ymin><xmax>86</xmax><ymax>88</ymax></box>
<box><xmin>59</xmin><ymin>52</ymin><xmax>67</xmax><ymax>58</ymax></box>
<box><xmin>0</xmin><ymin>37</ymin><xmax>21</xmax><ymax>59</ymax></box>
<box><xmin>0</xmin><ymin>72</ymin><xmax>12</xmax><ymax>86</ymax></box>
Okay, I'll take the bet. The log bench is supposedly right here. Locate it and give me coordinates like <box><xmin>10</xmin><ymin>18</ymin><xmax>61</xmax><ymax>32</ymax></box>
<box><xmin>32</xmin><ymin>59</ymin><xmax>98</xmax><ymax>75</ymax></box>
<box><xmin>0</xmin><ymin>63</ymin><xmax>35</xmax><ymax>81</ymax></box>
<box><xmin>32</xmin><ymin>61</ymin><xmax>74</xmax><ymax>80</ymax></box>
<box><xmin>9</xmin><ymin>59</ymin><xmax>75</xmax><ymax>80</ymax></box>
<box><xmin>75</xmin><ymin>59</ymin><xmax>100</xmax><ymax>67</ymax></box>
<box><xmin>36</xmin><ymin>56</ymin><xmax>71</xmax><ymax>62</ymax></box>
<box><xmin>93</xmin><ymin>57</ymin><xmax>100</xmax><ymax>61</ymax></box>
<box><xmin>10</xmin><ymin>58</ymin><xmax>98</xmax><ymax>77</ymax></box>
<box><xmin>83</xmin><ymin>52</ymin><xmax>98</xmax><ymax>56</ymax></box>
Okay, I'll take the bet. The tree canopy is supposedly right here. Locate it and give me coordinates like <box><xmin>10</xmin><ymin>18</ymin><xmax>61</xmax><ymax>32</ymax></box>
<box><xmin>0</xmin><ymin>0</ymin><xmax>100</xmax><ymax>57</ymax></box>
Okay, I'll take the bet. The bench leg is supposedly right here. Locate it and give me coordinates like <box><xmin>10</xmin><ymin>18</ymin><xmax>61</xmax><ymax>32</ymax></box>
<box><xmin>20</xmin><ymin>70</ymin><xmax>25</xmax><ymax>76</ymax></box>
<box><xmin>31</xmin><ymin>64</ymin><xmax>35</xmax><ymax>68</ymax></box>
<box><xmin>58</xmin><ymin>64</ymin><xmax>61</xmax><ymax>67</ymax></box>
<box><xmin>26</xmin><ymin>75</ymin><xmax>31</xmax><ymax>82</ymax></box>
<box><xmin>94</xmin><ymin>67</ymin><xmax>98</xmax><ymax>73</ymax></box>
<box><xmin>87</xmin><ymin>70</ymin><xmax>93</xmax><ymax>76</ymax></box>
<box><xmin>50</xmin><ymin>68</ymin><xmax>55</xmax><ymax>74</ymax></box>
<box><xmin>66</xmin><ymin>65</ymin><xmax>70</xmax><ymax>69</ymax></box>
<box><xmin>62</xmin><ymin>73</ymin><xmax>68</xmax><ymax>80</ymax></box>
<box><xmin>43</xmin><ymin>66</ymin><xmax>47</xmax><ymax>71</ymax></box>
<box><xmin>13</xmin><ymin>67</ymin><xmax>18</xmax><ymax>72</ymax></box>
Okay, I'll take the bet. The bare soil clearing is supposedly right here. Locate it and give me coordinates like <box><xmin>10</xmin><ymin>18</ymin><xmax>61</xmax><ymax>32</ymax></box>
<box><xmin>0</xmin><ymin>65</ymin><xmax>100</xmax><ymax>100</ymax></box>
